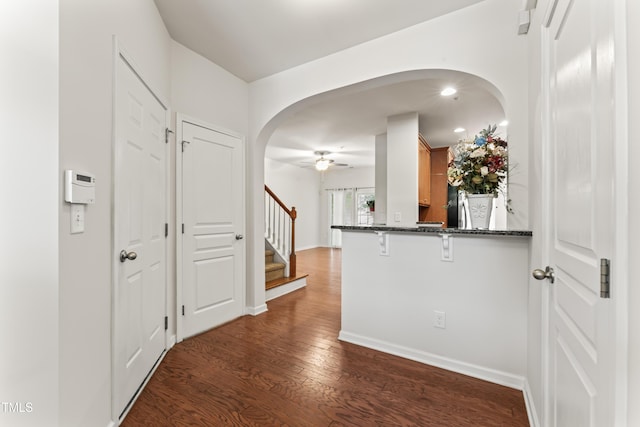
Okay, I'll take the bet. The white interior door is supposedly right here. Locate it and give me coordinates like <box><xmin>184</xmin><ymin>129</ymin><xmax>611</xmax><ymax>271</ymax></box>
<box><xmin>542</xmin><ymin>0</ymin><xmax>616</xmax><ymax>425</ymax></box>
<box><xmin>114</xmin><ymin>52</ymin><xmax>167</xmax><ymax>418</ymax></box>
<box><xmin>179</xmin><ymin>118</ymin><xmax>245</xmax><ymax>340</ymax></box>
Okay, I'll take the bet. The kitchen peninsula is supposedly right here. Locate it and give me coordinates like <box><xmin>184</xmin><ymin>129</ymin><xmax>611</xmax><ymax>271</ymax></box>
<box><xmin>332</xmin><ymin>225</ymin><xmax>532</xmax><ymax>393</ymax></box>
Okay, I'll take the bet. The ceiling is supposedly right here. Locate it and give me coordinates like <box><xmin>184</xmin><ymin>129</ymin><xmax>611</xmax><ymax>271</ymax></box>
<box><xmin>266</xmin><ymin>71</ymin><xmax>506</xmax><ymax>169</ymax></box>
<box><xmin>154</xmin><ymin>0</ymin><xmax>507</xmax><ymax>170</ymax></box>
<box><xmin>154</xmin><ymin>0</ymin><xmax>487</xmax><ymax>82</ymax></box>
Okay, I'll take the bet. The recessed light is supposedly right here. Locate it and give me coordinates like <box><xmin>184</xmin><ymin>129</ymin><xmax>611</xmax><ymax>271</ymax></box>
<box><xmin>499</xmin><ymin>120</ymin><xmax>509</xmax><ymax>126</ymax></box>
<box><xmin>454</xmin><ymin>127</ymin><xmax>465</xmax><ymax>133</ymax></box>
<box><xmin>441</xmin><ymin>87</ymin><xmax>457</xmax><ymax>97</ymax></box>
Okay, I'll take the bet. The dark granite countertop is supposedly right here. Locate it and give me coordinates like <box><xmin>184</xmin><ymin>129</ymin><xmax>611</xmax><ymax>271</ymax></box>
<box><xmin>331</xmin><ymin>225</ymin><xmax>532</xmax><ymax>237</ymax></box>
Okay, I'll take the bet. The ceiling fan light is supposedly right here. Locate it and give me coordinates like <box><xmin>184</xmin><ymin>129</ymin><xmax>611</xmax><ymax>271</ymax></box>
<box><xmin>315</xmin><ymin>158</ymin><xmax>330</xmax><ymax>171</ymax></box>
<box><xmin>441</xmin><ymin>87</ymin><xmax>457</xmax><ymax>97</ymax></box>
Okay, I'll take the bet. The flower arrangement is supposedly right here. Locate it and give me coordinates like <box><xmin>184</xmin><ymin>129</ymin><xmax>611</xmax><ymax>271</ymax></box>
<box><xmin>447</xmin><ymin>124</ymin><xmax>508</xmax><ymax>196</ymax></box>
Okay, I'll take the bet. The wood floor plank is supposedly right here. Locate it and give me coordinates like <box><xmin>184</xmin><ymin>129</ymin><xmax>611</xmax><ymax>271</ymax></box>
<box><xmin>122</xmin><ymin>247</ymin><xmax>529</xmax><ymax>427</ymax></box>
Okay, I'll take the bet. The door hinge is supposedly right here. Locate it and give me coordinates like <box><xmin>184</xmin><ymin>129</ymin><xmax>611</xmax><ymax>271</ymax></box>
<box><xmin>165</xmin><ymin>223</ymin><xmax>168</xmax><ymax>238</ymax></box>
<box><xmin>182</xmin><ymin>223</ymin><xmax>185</xmax><ymax>234</ymax></box>
<box><xmin>182</xmin><ymin>305</ymin><xmax>185</xmax><ymax>316</ymax></box>
<box><xmin>181</xmin><ymin>140</ymin><xmax>190</xmax><ymax>152</ymax></box>
<box><xmin>165</xmin><ymin>128</ymin><xmax>174</xmax><ymax>144</ymax></box>
<box><xmin>164</xmin><ymin>316</ymin><xmax>168</xmax><ymax>331</ymax></box>
<box><xmin>600</xmin><ymin>258</ymin><xmax>610</xmax><ymax>298</ymax></box>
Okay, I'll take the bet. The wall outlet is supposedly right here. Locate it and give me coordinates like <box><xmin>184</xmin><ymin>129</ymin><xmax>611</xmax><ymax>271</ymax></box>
<box><xmin>441</xmin><ymin>234</ymin><xmax>453</xmax><ymax>262</ymax></box>
<box><xmin>394</xmin><ymin>212</ymin><xmax>402</xmax><ymax>222</ymax></box>
<box><xmin>434</xmin><ymin>310</ymin><xmax>446</xmax><ymax>329</ymax></box>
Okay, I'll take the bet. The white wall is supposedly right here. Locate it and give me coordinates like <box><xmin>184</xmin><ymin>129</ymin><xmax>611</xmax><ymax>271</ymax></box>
<box><xmin>374</xmin><ymin>134</ymin><xmax>388</xmax><ymax>224</ymax></box>
<box><xmin>0</xmin><ymin>2</ymin><xmax>59</xmax><ymax>426</ymax></box>
<box><xmin>626</xmin><ymin>0</ymin><xmax>639</xmax><ymax>424</ymax></box>
<box><xmin>171</xmin><ymin>41</ymin><xmax>249</xmax><ymax>135</ymax></box>
<box><xmin>248</xmin><ymin>0</ymin><xmax>529</xmax><ymax>314</ymax></box>
<box><xmin>340</xmin><ymin>231</ymin><xmax>529</xmax><ymax>388</ymax></box>
<box><xmin>320</xmin><ymin>166</ymin><xmax>375</xmax><ymax>190</ymax></box>
<box><xmin>386</xmin><ymin>113</ymin><xmax>419</xmax><ymax>226</ymax></box>
<box><xmin>59</xmin><ymin>1</ymin><xmax>171</xmax><ymax>425</ymax></box>
<box><xmin>264</xmin><ymin>158</ymin><xmax>321</xmax><ymax>250</ymax></box>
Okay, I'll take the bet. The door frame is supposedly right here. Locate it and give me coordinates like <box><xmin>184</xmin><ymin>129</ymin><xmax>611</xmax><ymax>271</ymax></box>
<box><xmin>111</xmin><ymin>38</ymin><xmax>171</xmax><ymax>423</ymax></box>
<box><xmin>175</xmin><ymin>113</ymin><xmax>246</xmax><ymax>343</ymax></box>
<box><xmin>538</xmin><ymin>0</ymin><xmax>629</xmax><ymax>425</ymax></box>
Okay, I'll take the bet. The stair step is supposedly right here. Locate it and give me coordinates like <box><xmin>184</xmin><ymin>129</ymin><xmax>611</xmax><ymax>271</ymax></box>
<box><xmin>265</xmin><ymin>262</ymin><xmax>285</xmax><ymax>282</ymax></box>
<box><xmin>265</xmin><ymin>262</ymin><xmax>285</xmax><ymax>273</ymax></box>
<box><xmin>266</xmin><ymin>273</ymin><xmax>309</xmax><ymax>291</ymax></box>
<box><xmin>265</xmin><ymin>249</ymin><xmax>274</xmax><ymax>264</ymax></box>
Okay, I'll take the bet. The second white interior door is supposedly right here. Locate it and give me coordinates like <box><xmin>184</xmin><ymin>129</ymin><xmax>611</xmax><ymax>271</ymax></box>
<box><xmin>179</xmin><ymin>118</ymin><xmax>245</xmax><ymax>340</ymax></box>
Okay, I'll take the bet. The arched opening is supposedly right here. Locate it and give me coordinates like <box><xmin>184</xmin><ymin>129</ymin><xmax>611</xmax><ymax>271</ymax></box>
<box><xmin>256</xmin><ymin>69</ymin><xmax>509</xmax><ymax>293</ymax></box>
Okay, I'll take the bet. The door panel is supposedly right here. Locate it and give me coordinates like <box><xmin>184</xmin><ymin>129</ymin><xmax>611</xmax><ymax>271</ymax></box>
<box><xmin>544</xmin><ymin>0</ymin><xmax>614</xmax><ymax>425</ymax></box>
<box><xmin>114</xmin><ymin>53</ymin><xmax>167</xmax><ymax>417</ymax></box>
<box><xmin>181</xmin><ymin>121</ymin><xmax>245</xmax><ymax>339</ymax></box>
<box><xmin>555</xmin><ymin>337</ymin><xmax>595</xmax><ymax>427</ymax></box>
<box><xmin>195</xmin><ymin>256</ymin><xmax>235</xmax><ymax>310</ymax></box>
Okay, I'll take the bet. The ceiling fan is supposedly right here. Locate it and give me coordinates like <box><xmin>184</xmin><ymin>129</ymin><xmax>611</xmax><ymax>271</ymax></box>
<box><xmin>313</xmin><ymin>151</ymin><xmax>349</xmax><ymax>171</ymax></box>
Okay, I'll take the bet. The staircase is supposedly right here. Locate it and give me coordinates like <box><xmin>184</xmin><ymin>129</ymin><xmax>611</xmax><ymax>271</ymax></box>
<box><xmin>265</xmin><ymin>247</ymin><xmax>309</xmax><ymax>297</ymax></box>
<box><xmin>264</xmin><ymin>185</ymin><xmax>297</xmax><ymax>280</ymax></box>
<box><xmin>265</xmin><ymin>249</ymin><xmax>286</xmax><ymax>284</ymax></box>
<box><xmin>264</xmin><ymin>186</ymin><xmax>308</xmax><ymax>298</ymax></box>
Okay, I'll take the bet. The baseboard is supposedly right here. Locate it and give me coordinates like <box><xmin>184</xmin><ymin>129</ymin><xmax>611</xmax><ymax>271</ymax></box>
<box><xmin>245</xmin><ymin>304</ymin><xmax>268</xmax><ymax>316</ymax></box>
<box><xmin>266</xmin><ymin>277</ymin><xmax>307</xmax><ymax>301</ymax></box>
<box><xmin>338</xmin><ymin>330</ymin><xmax>526</xmax><ymax>391</ymax></box>
<box><xmin>105</xmin><ymin>421</ymin><xmax>117</xmax><ymax>427</ymax></box>
<box><xmin>296</xmin><ymin>245</ymin><xmax>320</xmax><ymax>252</ymax></box>
<box><xmin>522</xmin><ymin>379</ymin><xmax>541</xmax><ymax>427</ymax></box>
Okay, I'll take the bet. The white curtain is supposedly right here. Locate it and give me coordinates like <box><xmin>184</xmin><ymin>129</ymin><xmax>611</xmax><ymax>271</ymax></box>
<box><xmin>327</xmin><ymin>187</ymin><xmax>374</xmax><ymax>248</ymax></box>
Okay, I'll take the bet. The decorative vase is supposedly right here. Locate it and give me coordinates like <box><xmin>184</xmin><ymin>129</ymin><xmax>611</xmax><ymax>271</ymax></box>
<box><xmin>466</xmin><ymin>193</ymin><xmax>494</xmax><ymax>229</ymax></box>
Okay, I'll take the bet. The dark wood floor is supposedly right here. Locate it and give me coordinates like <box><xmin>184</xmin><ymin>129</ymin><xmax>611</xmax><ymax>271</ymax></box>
<box><xmin>122</xmin><ymin>247</ymin><xmax>529</xmax><ymax>426</ymax></box>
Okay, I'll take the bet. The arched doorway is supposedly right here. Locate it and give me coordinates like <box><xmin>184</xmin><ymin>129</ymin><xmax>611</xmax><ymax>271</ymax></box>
<box><xmin>254</xmin><ymin>69</ymin><xmax>509</xmax><ymax>301</ymax></box>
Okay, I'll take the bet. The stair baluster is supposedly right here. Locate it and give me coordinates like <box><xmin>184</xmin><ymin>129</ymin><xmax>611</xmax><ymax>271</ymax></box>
<box><xmin>264</xmin><ymin>185</ymin><xmax>297</xmax><ymax>277</ymax></box>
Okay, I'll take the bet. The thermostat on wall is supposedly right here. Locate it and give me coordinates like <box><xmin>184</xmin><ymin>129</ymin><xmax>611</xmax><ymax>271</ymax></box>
<box><xmin>64</xmin><ymin>170</ymin><xmax>95</xmax><ymax>204</ymax></box>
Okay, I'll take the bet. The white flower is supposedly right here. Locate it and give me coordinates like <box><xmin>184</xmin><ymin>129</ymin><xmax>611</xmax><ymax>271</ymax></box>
<box><xmin>481</xmin><ymin>166</ymin><xmax>489</xmax><ymax>176</ymax></box>
<box><xmin>469</xmin><ymin>147</ymin><xmax>486</xmax><ymax>158</ymax></box>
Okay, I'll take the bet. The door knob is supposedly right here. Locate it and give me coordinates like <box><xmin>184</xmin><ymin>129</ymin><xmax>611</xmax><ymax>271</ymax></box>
<box><xmin>235</xmin><ymin>234</ymin><xmax>244</xmax><ymax>240</ymax></box>
<box><xmin>120</xmin><ymin>250</ymin><xmax>137</xmax><ymax>263</ymax></box>
<box><xmin>532</xmin><ymin>266</ymin><xmax>555</xmax><ymax>283</ymax></box>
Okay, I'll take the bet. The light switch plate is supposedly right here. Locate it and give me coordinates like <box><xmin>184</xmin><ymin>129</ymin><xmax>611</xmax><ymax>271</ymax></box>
<box><xmin>71</xmin><ymin>204</ymin><xmax>85</xmax><ymax>234</ymax></box>
<box><xmin>377</xmin><ymin>232</ymin><xmax>389</xmax><ymax>256</ymax></box>
<box><xmin>434</xmin><ymin>310</ymin><xmax>446</xmax><ymax>328</ymax></box>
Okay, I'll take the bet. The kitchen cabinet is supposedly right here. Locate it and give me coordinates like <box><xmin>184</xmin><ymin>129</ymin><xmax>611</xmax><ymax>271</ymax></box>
<box><xmin>418</xmin><ymin>135</ymin><xmax>431</xmax><ymax>207</ymax></box>
<box><xmin>422</xmin><ymin>147</ymin><xmax>450</xmax><ymax>226</ymax></box>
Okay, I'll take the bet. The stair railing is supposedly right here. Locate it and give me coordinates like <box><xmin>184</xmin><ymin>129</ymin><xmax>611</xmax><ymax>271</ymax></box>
<box><xmin>264</xmin><ymin>185</ymin><xmax>297</xmax><ymax>277</ymax></box>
